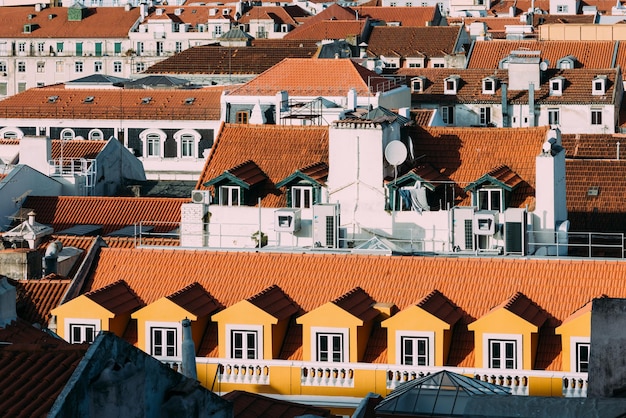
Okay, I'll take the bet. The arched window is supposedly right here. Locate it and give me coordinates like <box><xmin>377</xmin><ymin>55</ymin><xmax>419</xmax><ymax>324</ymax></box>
<box><xmin>61</xmin><ymin>129</ymin><xmax>75</xmax><ymax>140</ymax></box>
<box><xmin>3</xmin><ymin>131</ymin><xmax>17</xmax><ymax>139</ymax></box>
<box><xmin>88</xmin><ymin>129</ymin><xmax>104</xmax><ymax>140</ymax></box>
<box><xmin>0</xmin><ymin>127</ymin><xmax>24</xmax><ymax>139</ymax></box>
<box><xmin>147</xmin><ymin>133</ymin><xmax>161</xmax><ymax>157</ymax></box>
<box><xmin>180</xmin><ymin>134</ymin><xmax>195</xmax><ymax>157</ymax></box>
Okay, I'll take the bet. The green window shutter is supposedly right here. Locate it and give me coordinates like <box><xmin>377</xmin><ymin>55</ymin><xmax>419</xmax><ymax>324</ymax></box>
<box><xmin>75</xmin><ymin>42</ymin><xmax>82</xmax><ymax>56</ymax></box>
<box><xmin>56</xmin><ymin>42</ymin><xmax>63</xmax><ymax>52</ymax></box>
<box><xmin>286</xmin><ymin>187</ymin><xmax>292</xmax><ymax>207</ymax></box>
<box><xmin>114</xmin><ymin>42</ymin><xmax>121</xmax><ymax>54</ymax></box>
<box><xmin>95</xmin><ymin>42</ymin><xmax>102</xmax><ymax>56</ymax></box>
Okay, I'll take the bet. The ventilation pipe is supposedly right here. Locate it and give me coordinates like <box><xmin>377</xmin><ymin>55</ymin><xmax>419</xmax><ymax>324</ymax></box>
<box><xmin>28</xmin><ymin>211</ymin><xmax>36</xmax><ymax>226</ymax></box>
<box><xmin>181</xmin><ymin>318</ymin><xmax>197</xmax><ymax>380</ymax></box>
<box><xmin>501</xmin><ymin>82</ymin><xmax>509</xmax><ymax>127</ymax></box>
<box><xmin>528</xmin><ymin>82</ymin><xmax>535</xmax><ymax>127</ymax></box>
<box><xmin>44</xmin><ymin>240</ymin><xmax>63</xmax><ymax>276</ymax></box>
<box><xmin>0</xmin><ymin>277</ymin><xmax>17</xmax><ymax>328</ymax></box>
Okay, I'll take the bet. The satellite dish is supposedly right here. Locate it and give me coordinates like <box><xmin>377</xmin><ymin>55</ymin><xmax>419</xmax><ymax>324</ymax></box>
<box><xmin>385</xmin><ymin>141</ymin><xmax>408</xmax><ymax>166</ymax></box>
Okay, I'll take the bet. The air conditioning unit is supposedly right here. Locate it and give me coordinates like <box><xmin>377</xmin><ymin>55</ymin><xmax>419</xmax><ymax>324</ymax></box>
<box><xmin>274</xmin><ymin>209</ymin><xmax>301</xmax><ymax>232</ymax></box>
<box><xmin>473</xmin><ymin>211</ymin><xmax>498</xmax><ymax>235</ymax></box>
<box><xmin>191</xmin><ymin>190</ymin><xmax>211</xmax><ymax>204</ymax></box>
<box><xmin>313</xmin><ymin>203</ymin><xmax>340</xmax><ymax>248</ymax></box>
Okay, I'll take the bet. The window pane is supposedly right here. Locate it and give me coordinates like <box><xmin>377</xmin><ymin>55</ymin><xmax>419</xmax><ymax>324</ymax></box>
<box><xmin>478</xmin><ymin>190</ymin><xmax>488</xmax><ymax>210</ymax></box>
<box><xmin>491</xmin><ymin>191</ymin><xmax>500</xmax><ymax>211</ymax></box>
<box><xmin>85</xmin><ymin>327</ymin><xmax>94</xmax><ymax>343</ymax></box>
<box><xmin>72</xmin><ymin>326</ymin><xmax>81</xmax><ymax>343</ymax></box>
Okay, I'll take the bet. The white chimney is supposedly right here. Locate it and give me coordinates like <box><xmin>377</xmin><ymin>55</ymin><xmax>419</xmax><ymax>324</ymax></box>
<box><xmin>0</xmin><ymin>277</ymin><xmax>17</xmax><ymax>328</ymax></box>
<box><xmin>347</xmin><ymin>88</ymin><xmax>357</xmax><ymax>111</ymax></box>
<box><xmin>20</xmin><ymin>135</ymin><xmax>51</xmax><ymax>175</ymax></box>
<box><xmin>28</xmin><ymin>211</ymin><xmax>36</xmax><ymax>226</ymax></box>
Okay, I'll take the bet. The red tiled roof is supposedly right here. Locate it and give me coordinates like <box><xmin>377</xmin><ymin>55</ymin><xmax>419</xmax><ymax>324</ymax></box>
<box><xmin>196</xmin><ymin>124</ymin><xmax>329</xmax><ymax>207</ymax></box>
<box><xmin>13</xmin><ymin>278</ymin><xmax>72</xmax><ymax>327</ymax></box>
<box><xmin>499</xmin><ymin>291</ymin><xmax>551</xmax><ymax>328</ymax></box>
<box><xmin>226</xmin><ymin>58</ymin><xmax>391</xmax><ymax>97</ymax></box>
<box><xmin>532</xmin><ymin>14</ymin><xmax>596</xmax><ymax>25</ymax></box>
<box><xmin>0</xmin><ymin>319</ymin><xmax>86</xmax><ymax>418</ymax></box>
<box><xmin>222</xmin><ymin>390</ymin><xmax>334</xmax><ymax>417</ymax></box>
<box><xmin>225</xmin><ymin>160</ymin><xmax>268</xmax><ymax>187</ymax></box>
<box><xmin>237</xmin><ymin>5</ymin><xmax>310</xmax><ymax>25</ymax></box>
<box><xmin>166</xmin><ymin>282</ymin><xmax>221</xmax><ymax>317</ymax></box>
<box><xmin>22</xmin><ymin>196</ymin><xmax>186</xmax><ymax>235</ymax></box>
<box><xmin>85</xmin><ymin>280</ymin><xmax>143</xmax><ymax>314</ymax></box>
<box><xmin>562</xmin><ymin>134</ymin><xmax>624</xmax><ymax>159</ymax></box>
<box><xmin>485</xmin><ymin>165</ymin><xmax>524</xmax><ymax>189</ymax></box>
<box><xmin>0</xmin><ymin>86</ymin><xmax>224</xmax><ymax>121</ymax></box>
<box><xmin>447</xmin><ymin>17</ymin><xmax>522</xmax><ymax>36</ymax></box>
<box><xmin>354</xmin><ymin>6</ymin><xmax>439</xmax><ymax>27</ymax></box>
<box><xmin>467</xmin><ymin>40</ymin><xmax>615</xmax><ymax>69</ymax></box>
<box><xmin>417</xmin><ymin>290</ymin><xmax>462</xmax><ymax>325</ymax></box>
<box><xmin>366</xmin><ymin>26</ymin><xmax>465</xmax><ymax>59</ymax></box>
<box><xmin>50</xmin><ymin>140</ymin><xmax>106</xmax><ymax>159</ymax></box>
<box><xmin>412</xmin><ymin>109</ymin><xmax>434</xmax><ymax>126</ymax></box>
<box><xmin>333</xmin><ymin>287</ymin><xmax>379</xmax><ymax>322</ymax></box>
<box><xmin>0</xmin><ymin>6</ymin><xmax>140</xmax><ymax>38</ymax></box>
<box><xmin>144</xmin><ymin>42</ymin><xmax>318</xmax><ymax>75</ymax></box>
<box><xmin>283</xmin><ymin>19</ymin><xmax>367</xmax><ymax>41</ymax></box>
<box><xmin>248</xmin><ymin>285</ymin><xmax>301</xmax><ymax>320</ymax></box>
<box><xmin>143</xmin><ymin>5</ymin><xmax>234</xmax><ymax>26</ymax></box>
<box><xmin>296</xmin><ymin>4</ymin><xmax>356</xmax><ymax>25</ymax></box>
<box><xmin>299</xmin><ymin>162</ymin><xmax>328</xmax><ymax>183</ymax></box>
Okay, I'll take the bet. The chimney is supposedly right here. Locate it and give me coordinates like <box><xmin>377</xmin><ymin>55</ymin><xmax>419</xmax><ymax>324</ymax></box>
<box><xmin>20</xmin><ymin>135</ymin><xmax>51</xmax><ymax>175</ymax></box>
<box><xmin>0</xmin><ymin>277</ymin><xmax>17</xmax><ymax>327</ymax></box>
<box><xmin>347</xmin><ymin>88</ymin><xmax>357</xmax><ymax>111</ymax></box>
<box><xmin>28</xmin><ymin>211</ymin><xmax>36</xmax><ymax>226</ymax></box>
<box><xmin>181</xmin><ymin>318</ymin><xmax>197</xmax><ymax>380</ymax></box>
<box><xmin>44</xmin><ymin>240</ymin><xmax>63</xmax><ymax>276</ymax></box>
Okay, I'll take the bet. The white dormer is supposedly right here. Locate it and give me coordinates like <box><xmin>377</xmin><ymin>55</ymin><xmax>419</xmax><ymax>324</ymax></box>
<box><xmin>411</xmin><ymin>76</ymin><xmax>426</xmax><ymax>93</ymax></box>
<box><xmin>592</xmin><ymin>75</ymin><xmax>607</xmax><ymax>96</ymax></box>
<box><xmin>155</xmin><ymin>8</ymin><xmax>164</xmax><ymax>16</ymax></box>
<box><xmin>557</xmin><ymin>55</ymin><xmax>577</xmax><ymax>69</ymax></box>
<box><xmin>444</xmin><ymin>75</ymin><xmax>460</xmax><ymax>95</ymax></box>
<box><xmin>482</xmin><ymin>76</ymin><xmax>497</xmax><ymax>95</ymax></box>
<box><xmin>549</xmin><ymin>76</ymin><xmax>564</xmax><ymax>96</ymax></box>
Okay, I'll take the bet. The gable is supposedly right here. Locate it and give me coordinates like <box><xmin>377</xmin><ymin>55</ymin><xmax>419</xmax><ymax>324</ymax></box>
<box><xmin>297</xmin><ymin>302</ymin><xmax>364</xmax><ymax>328</ymax></box>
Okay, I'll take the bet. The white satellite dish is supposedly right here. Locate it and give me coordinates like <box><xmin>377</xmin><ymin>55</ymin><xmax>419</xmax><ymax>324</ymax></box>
<box><xmin>384</xmin><ymin>141</ymin><xmax>408</xmax><ymax>166</ymax></box>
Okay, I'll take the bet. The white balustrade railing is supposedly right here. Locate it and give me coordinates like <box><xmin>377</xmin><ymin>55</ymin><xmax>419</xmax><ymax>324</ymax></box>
<box><xmin>217</xmin><ymin>361</ymin><xmax>270</xmax><ymax>385</ymax></box>
<box><xmin>300</xmin><ymin>365</ymin><xmax>355</xmax><ymax>388</ymax></box>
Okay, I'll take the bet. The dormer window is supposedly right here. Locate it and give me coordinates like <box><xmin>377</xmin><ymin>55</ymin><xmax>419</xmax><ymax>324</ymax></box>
<box><xmin>592</xmin><ymin>75</ymin><xmax>607</xmax><ymax>96</ymax></box>
<box><xmin>477</xmin><ymin>188</ymin><xmax>503</xmax><ymax>211</ymax></box>
<box><xmin>219</xmin><ymin>185</ymin><xmax>241</xmax><ymax>206</ymax></box>
<box><xmin>549</xmin><ymin>77</ymin><xmax>564</xmax><ymax>96</ymax></box>
<box><xmin>411</xmin><ymin>76</ymin><xmax>426</xmax><ymax>93</ymax></box>
<box><xmin>444</xmin><ymin>75</ymin><xmax>459</xmax><ymax>95</ymax></box>
<box><xmin>482</xmin><ymin>77</ymin><xmax>497</xmax><ymax>95</ymax></box>
<box><xmin>557</xmin><ymin>55</ymin><xmax>576</xmax><ymax>69</ymax></box>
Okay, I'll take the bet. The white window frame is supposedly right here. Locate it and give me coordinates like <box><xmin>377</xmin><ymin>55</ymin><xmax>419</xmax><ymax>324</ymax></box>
<box><xmin>483</xmin><ymin>333</ymin><xmax>522</xmax><ymax>370</ymax></box>
<box><xmin>226</xmin><ymin>324</ymin><xmax>263</xmax><ymax>360</ymax></box>
<box><xmin>61</xmin><ymin>128</ymin><xmax>75</xmax><ymax>140</ymax></box>
<box><xmin>94</xmin><ymin>61</ymin><xmax>102</xmax><ymax>73</ymax></box>
<box><xmin>0</xmin><ymin>61</ymin><xmax>6</xmax><ymax>73</ymax></box>
<box><xmin>38</xmin><ymin>42</ymin><xmax>45</xmax><ymax>53</ymax></box>
<box><xmin>570</xmin><ymin>336</ymin><xmax>590</xmax><ymax>373</ymax></box>
<box><xmin>550</xmin><ymin>78</ymin><xmax>563</xmax><ymax>96</ymax></box>
<box><xmin>591</xmin><ymin>108</ymin><xmax>603</xmax><ymax>125</ymax></box>
<box><xmin>219</xmin><ymin>185</ymin><xmax>241</xmax><ymax>206</ymax></box>
<box><xmin>37</xmin><ymin>61</ymin><xmax>45</xmax><ymax>73</ymax></box>
<box><xmin>311</xmin><ymin>326</ymin><xmax>348</xmax><ymax>363</ymax></box>
<box><xmin>136</xmin><ymin>41</ymin><xmax>144</xmax><ymax>56</ymax></box>
<box><xmin>175</xmin><ymin>41</ymin><xmax>182</xmax><ymax>53</ymax></box>
<box><xmin>65</xmin><ymin>318</ymin><xmax>100</xmax><ymax>344</ymax></box>
<box><xmin>411</xmin><ymin>77</ymin><xmax>425</xmax><ymax>92</ymax></box>
<box><xmin>479</xmin><ymin>106</ymin><xmax>491</xmax><ymax>126</ymax></box>
<box><xmin>444</xmin><ymin>76</ymin><xmax>458</xmax><ymax>94</ymax></box>
<box><xmin>292</xmin><ymin>186</ymin><xmax>313</xmax><ymax>208</ymax></box>
<box><xmin>556</xmin><ymin>4</ymin><xmax>568</xmax><ymax>12</ymax></box>
<box><xmin>140</xmin><ymin>129</ymin><xmax>166</xmax><ymax>158</ymax></box>
<box><xmin>156</xmin><ymin>41</ymin><xmax>164</xmax><ymax>56</ymax></box>
<box><xmin>146</xmin><ymin>320</ymin><xmax>181</xmax><ymax>358</ymax></box>
<box><xmin>548</xmin><ymin>108</ymin><xmax>560</xmax><ymax>125</ymax></box>
<box><xmin>396</xmin><ymin>330</ymin><xmax>434</xmax><ymax>366</ymax></box>
<box><xmin>592</xmin><ymin>78</ymin><xmax>606</xmax><ymax>96</ymax></box>
<box><xmin>174</xmin><ymin>129</ymin><xmax>200</xmax><ymax>159</ymax></box>
<box><xmin>442</xmin><ymin>106</ymin><xmax>454</xmax><ymax>124</ymax></box>
<box><xmin>477</xmin><ymin>187</ymin><xmax>503</xmax><ymax>211</ymax></box>
<box><xmin>18</xmin><ymin>42</ymin><xmax>25</xmax><ymax>53</ymax></box>
<box><xmin>482</xmin><ymin>78</ymin><xmax>495</xmax><ymax>94</ymax></box>
<box><xmin>17</xmin><ymin>61</ymin><xmax>25</xmax><ymax>72</ymax></box>
<box><xmin>113</xmin><ymin>61</ymin><xmax>122</xmax><ymax>73</ymax></box>
<box><xmin>75</xmin><ymin>61</ymin><xmax>83</xmax><ymax>73</ymax></box>
<box><xmin>88</xmin><ymin>129</ymin><xmax>104</xmax><ymax>140</ymax></box>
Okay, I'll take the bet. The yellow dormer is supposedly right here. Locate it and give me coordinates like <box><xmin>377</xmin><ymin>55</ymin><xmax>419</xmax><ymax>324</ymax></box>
<box><xmin>556</xmin><ymin>300</ymin><xmax>593</xmax><ymax>373</ymax></box>
<box><xmin>211</xmin><ymin>285</ymin><xmax>299</xmax><ymax>360</ymax></box>
<box><xmin>297</xmin><ymin>287</ymin><xmax>378</xmax><ymax>363</ymax></box>
<box><xmin>468</xmin><ymin>292</ymin><xmax>549</xmax><ymax>371</ymax></box>
<box><xmin>382</xmin><ymin>290</ymin><xmax>461</xmax><ymax>367</ymax></box>
<box><xmin>52</xmin><ymin>280</ymin><xmax>142</xmax><ymax>344</ymax></box>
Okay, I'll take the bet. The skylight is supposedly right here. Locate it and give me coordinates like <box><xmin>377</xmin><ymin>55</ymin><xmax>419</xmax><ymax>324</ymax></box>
<box><xmin>184</xmin><ymin>97</ymin><xmax>195</xmax><ymax>105</ymax></box>
<box><xmin>48</xmin><ymin>95</ymin><xmax>59</xmax><ymax>103</ymax></box>
<box><xmin>141</xmin><ymin>97</ymin><xmax>152</xmax><ymax>104</ymax></box>
<box><xmin>84</xmin><ymin>96</ymin><xmax>94</xmax><ymax>103</ymax></box>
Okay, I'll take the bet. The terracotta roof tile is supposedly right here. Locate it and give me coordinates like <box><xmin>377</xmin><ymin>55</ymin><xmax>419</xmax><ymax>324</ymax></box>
<box><xmin>417</xmin><ymin>290</ymin><xmax>462</xmax><ymax>325</ymax></box>
<box><xmin>238</xmin><ymin>5</ymin><xmax>310</xmax><ymax>25</ymax></box>
<box><xmin>85</xmin><ymin>279</ymin><xmax>143</xmax><ymax>314</ymax></box>
<box><xmin>197</xmin><ymin>320</ymin><xmax>219</xmax><ymax>357</ymax></box>
<box><xmin>225</xmin><ymin>160</ymin><xmax>268</xmax><ymax>187</ymax></box>
<box><xmin>562</xmin><ymin>134</ymin><xmax>622</xmax><ymax>159</ymax></box>
<box><xmin>299</xmin><ymin>161</ymin><xmax>329</xmax><ymax>183</ymax></box>
<box><xmin>353</xmin><ymin>6</ymin><xmax>439</xmax><ymax>26</ymax></box>
<box><xmin>485</xmin><ymin>165</ymin><xmax>524</xmax><ymax>189</ymax></box>
<box><xmin>166</xmin><ymin>282</ymin><xmax>221</xmax><ymax>317</ymax></box>
<box><xmin>499</xmin><ymin>291</ymin><xmax>551</xmax><ymax>328</ymax></box>
<box><xmin>363</xmin><ymin>325</ymin><xmax>387</xmax><ymax>363</ymax></box>
<box><xmin>22</xmin><ymin>196</ymin><xmax>185</xmax><ymax>235</ymax></box>
<box><xmin>222</xmin><ymin>390</ymin><xmax>334</xmax><ymax>417</ymax></box>
<box><xmin>467</xmin><ymin>40</ymin><xmax>615</xmax><ymax>69</ymax></box>
<box><xmin>333</xmin><ymin>287</ymin><xmax>379</xmax><ymax>322</ymax></box>
<box><xmin>367</xmin><ymin>26</ymin><xmax>464</xmax><ymax>59</ymax></box>
<box><xmin>196</xmin><ymin>124</ymin><xmax>329</xmax><ymax>206</ymax></box>
<box><xmin>0</xmin><ymin>6</ymin><xmax>140</xmax><ymax>38</ymax></box>
<box><xmin>283</xmin><ymin>19</ymin><xmax>367</xmax><ymax>41</ymax></box>
<box><xmin>279</xmin><ymin>319</ymin><xmax>302</xmax><ymax>360</ymax></box>
<box><xmin>532</xmin><ymin>14</ymin><xmax>596</xmax><ymax>25</ymax></box>
<box><xmin>50</xmin><ymin>139</ymin><xmax>106</xmax><ymax>159</ymax></box>
<box><xmin>0</xmin><ymin>86</ymin><xmax>224</xmax><ymax>121</ymax></box>
<box><xmin>144</xmin><ymin>41</ymin><xmax>318</xmax><ymax>75</ymax></box>
<box><xmin>13</xmin><ymin>278</ymin><xmax>71</xmax><ymax>326</ymax></box>
<box><xmin>447</xmin><ymin>17</ymin><xmax>522</xmax><ymax>37</ymax></box>
<box><xmin>248</xmin><ymin>285</ymin><xmax>301</xmax><ymax>320</ymax></box>
<box><xmin>227</xmin><ymin>57</ymin><xmax>393</xmax><ymax>97</ymax></box>
<box><xmin>143</xmin><ymin>5</ymin><xmax>234</xmax><ymax>26</ymax></box>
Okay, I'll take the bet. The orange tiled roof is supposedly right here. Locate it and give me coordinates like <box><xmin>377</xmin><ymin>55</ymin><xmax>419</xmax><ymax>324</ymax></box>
<box><xmin>22</xmin><ymin>196</ymin><xmax>186</xmax><ymax>235</ymax></box>
<box><xmin>144</xmin><ymin>41</ymin><xmax>318</xmax><ymax>75</ymax></box>
<box><xmin>143</xmin><ymin>5</ymin><xmax>233</xmax><ymax>26</ymax></box>
<box><xmin>407</xmin><ymin>126</ymin><xmax>546</xmax><ymax>208</ymax></box>
<box><xmin>353</xmin><ymin>6</ymin><xmax>439</xmax><ymax>27</ymax></box>
<box><xmin>447</xmin><ymin>17</ymin><xmax>522</xmax><ymax>35</ymax></box>
<box><xmin>366</xmin><ymin>26</ymin><xmax>465</xmax><ymax>59</ymax></box>
<box><xmin>226</xmin><ymin>58</ymin><xmax>391</xmax><ymax>97</ymax></box>
<box><xmin>237</xmin><ymin>5</ymin><xmax>310</xmax><ymax>25</ymax></box>
<box><xmin>0</xmin><ymin>86</ymin><xmax>224</xmax><ymax>121</ymax></box>
<box><xmin>417</xmin><ymin>289</ymin><xmax>463</xmax><ymax>325</ymax></box>
<box><xmin>412</xmin><ymin>109</ymin><xmax>434</xmax><ymax>126</ymax></box>
<box><xmin>248</xmin><ymin>285</ymin><xmax>301</xmax><ymax>320</ymax></box>
<box><xmin>490</xmin><ymin>0</ymin><xmax>549</xmax><ymax>15</ymax></box>
<box><xmin>498</xmin><ymin>291</ymin><xmax>551</xmax><ymax>328</ymax></box>
<box><xmin>85</xmin><ymin>279</ymin><xmax>143</xmax><ymax>314</ymax></box>
<box><xmin>166</xmin><ymin>282</ymin><xmax>221</xmax><ymax>317</ymax></box>
<box><xmin>50</xmin><ymin>139</ymin><xmax>106</xmax><ymax>159</ymax></box>
<box><xmin>296</xmin><ymin>4</ymin><xmax>356</xmax><ymax>25</ymax></box>
<box><xmin>196</xmin><ymin>124</ymin><xmax>329</xmax><ymax>207</ymax></box>
<box><xmin>532</xmin><ymin>14</ymin><xmax>596</xmax><ymax>25</ymax></box>
<box><xmin>561</xmin><ymin>133</ymin><xmax>621</xmax><ymax>159</ymax></box>
<box><xmin>613</xmin><ymin>41</ymin><xmax>626</xmax><ymax>70</ymax></box>
<box><xmin>467</xmin><ymin>40</ymin><xmax>616</xmax><ymax>70</ymax></box>
<box><xmin>13</xmin><ymin>278</ymin><xmax>72</xmax><ymax>327</ymax></box>
<box><xmin>283</xmin><ymin>19</ymin><xmax>367</xmax><ymax>41</ymax></box>
<box><xmin>333</xmin><ymin>287</ymin><xmax>379</xmax><ymax>322</ymax></box>
<box><xmin>0</xmin><ymin>6</ymin><xmax>140</xmax><ymax>38</ymax></box>
<box><xmin>222</xmin><ymin>390</ymin><xmax>334</xmax><ymax>417</ymax></box>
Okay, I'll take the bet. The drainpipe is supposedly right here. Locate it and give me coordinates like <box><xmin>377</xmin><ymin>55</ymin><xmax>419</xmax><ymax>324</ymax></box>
<box><xmin>528</xmin><ymin>82</ymin><xmax>535</xmax><ymax>127</ymax></box>
<box><xmin>501</xmin><ymin>81</ymin><xmax>508</xmax><ymax>127</ymax></box>
<box><xmin>181</xmin><ymin>318</ymin><xmax>197</xmax><ymax>380</ymax></box>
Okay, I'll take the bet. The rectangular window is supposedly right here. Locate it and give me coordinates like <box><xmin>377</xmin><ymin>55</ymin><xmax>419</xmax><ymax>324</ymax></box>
<box><xmin>480</xmin><ymin>107</ymin><xmax>491</xmax><ymax>125</ymax></box>
<box><xmin>220</xmin><ymin>185</ymin><xmax>241</xmax><ymax>206</ymax></box>
<box><xmin>56</xmin><ymin>61</ymin><xmax>64</xmax><ymax>73</ymax></box>
<box><xmin>433</xmin><ymin>63</ymin><xmax>444</xmax><ymax>68</ymax></box>
<box><xmin>548</xmin><ymin>108</ymin><xmax>560</xmax><ymax>125</ymax></box>
<box><xmin>591</xmin><ymin>109</ymin><xmax>602</xmax><ymax>125</ymax></box>
<box><xmin>147</xmin><ymin>135</ymin><xmax>161</xmax><ymax>156</ymax></box>
<box><xmin>181</xmin><ymin>136</ymin><xmax>194</xmax><ymax>157</ymax></box>
<box><xmin>136</xmin><ymin>62</ymin><xmax>145</xmax><ymax>73</ymax></box>
<box><xmin>156</xmin><ymin>41</ymin><xmax>164</xmax><ymax>56</ymax></box>
<box><xmin>113</xmin><ymin>61</ymin><xmax>122</xmax><ymax>73</ymax></box>
<box><xmin>151</xmin><ymin>327</ymin><xmax>177</xmax><ymax>357</ymax></box>
<box><xmin>94</xmin><ymin>61</ymin><xmax>102</xmax><ymax>72</ymax></box>
<box><xmin>175</xmin><ymin>41</ymin><xmax>182</xmax><ymax>53</ymax></box>
<box><xmin>18</xmin><ymin>42</ymin><xmax>25</xmax><ymax>53</ymax></box>
<box><xmin>37</xmin><ymin>61</ymin><xmax>45</xmax><ymax>73</ymax></box>
<box><xmin>0</xmin><ymin>62</ymin><xmax>6</xmax><ymax>72</ymax></box>
<box><xmin>576</xmin><ymin>343</ymin><xmax>590</xmax><ymax>372</ymax></box>
<box><xmin>38</xmin><ymin>42</ymin><xmax>45</xmax><ymax>53</ymax></box>
<box><xmin>401</xmin><ymin>336</ymin><xmax>429</xmax><ymax>366</ymax></box>
<box><xmin>317</xmin><ymin>333</ymin><xmax>343</xmax><ymax>362</ymax></box>
<box><xmin>292</xmin><ymin>186</ymin><xmax>312</xmax><ymax>208</ymax></box>
<box><xmin>231</xmin><ymin>330</ymin><xmax>258</xmax><ymax>359</ymax></box>
<box><xmin>75</xmin><ymin>61</ymin><xmax>83</xmax><ymax>72</ymax></box>
<box><xmin>56</xmin><ymin>42</ymin><xmax>64</xmax><ymax>53</ymax></box>
<box><xmin>483</xmin><ymin>80</ymin><xmax>493</xmax><ymax>92</ymax></box>
<box><xmin>18</xmin><ymin>82</ymin><xmax>26</xmax><ymax>93</ymax></box>
<box><xmin>557</xmin><ymin>4</ymin><xmax>568</xmax><ymax>12</ymax></box>
<box><xmin>442</xmin><ymin>106</ymin><xmax>454</xmax><ymax>124</ymax></box>
<box><xmin>464</xmin><ymin>219</ymin><xmax>473</xmax><ymax>249</ymax></box>
<box><xmin>114</xmin><ymin>42</ymin><xmax>122</xmax><ymax>55</ymax></box>
<box><xmin>17</xmin><ymin>62</ymin><xmax>25</xmax><ymax>72</ymax></box>
<box><xmin>489</xmin><ymin>339</ymin><xmax>517</xmax><ymax>369</ymax></box>
<box><xmin>236</xmin><ymin>110</ymin><xmax>249</xmax><ymax>124</ymax></box>
<box><xmin>70</xmin><ymin>323</ymin><xmax>96</xmax><ymax>344</ymax></box>
<box><xmin>75</xmin><ymin>42</ymin><xmax>83</xmax><ymax>56</ymax></box>
<box><xmin>478</xmin><ymin>189</ymin><xmax>502</xmax><ymax>211</ymax></box>
<box><xmin>0</xmin><ymin>83</ymin><xmax>6</xmax><ymax>95</ymax></box>
<box><xmin>214</xmin><ymin>26</ymin><xmax>222</xmax><ymax>36</ymax></box>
